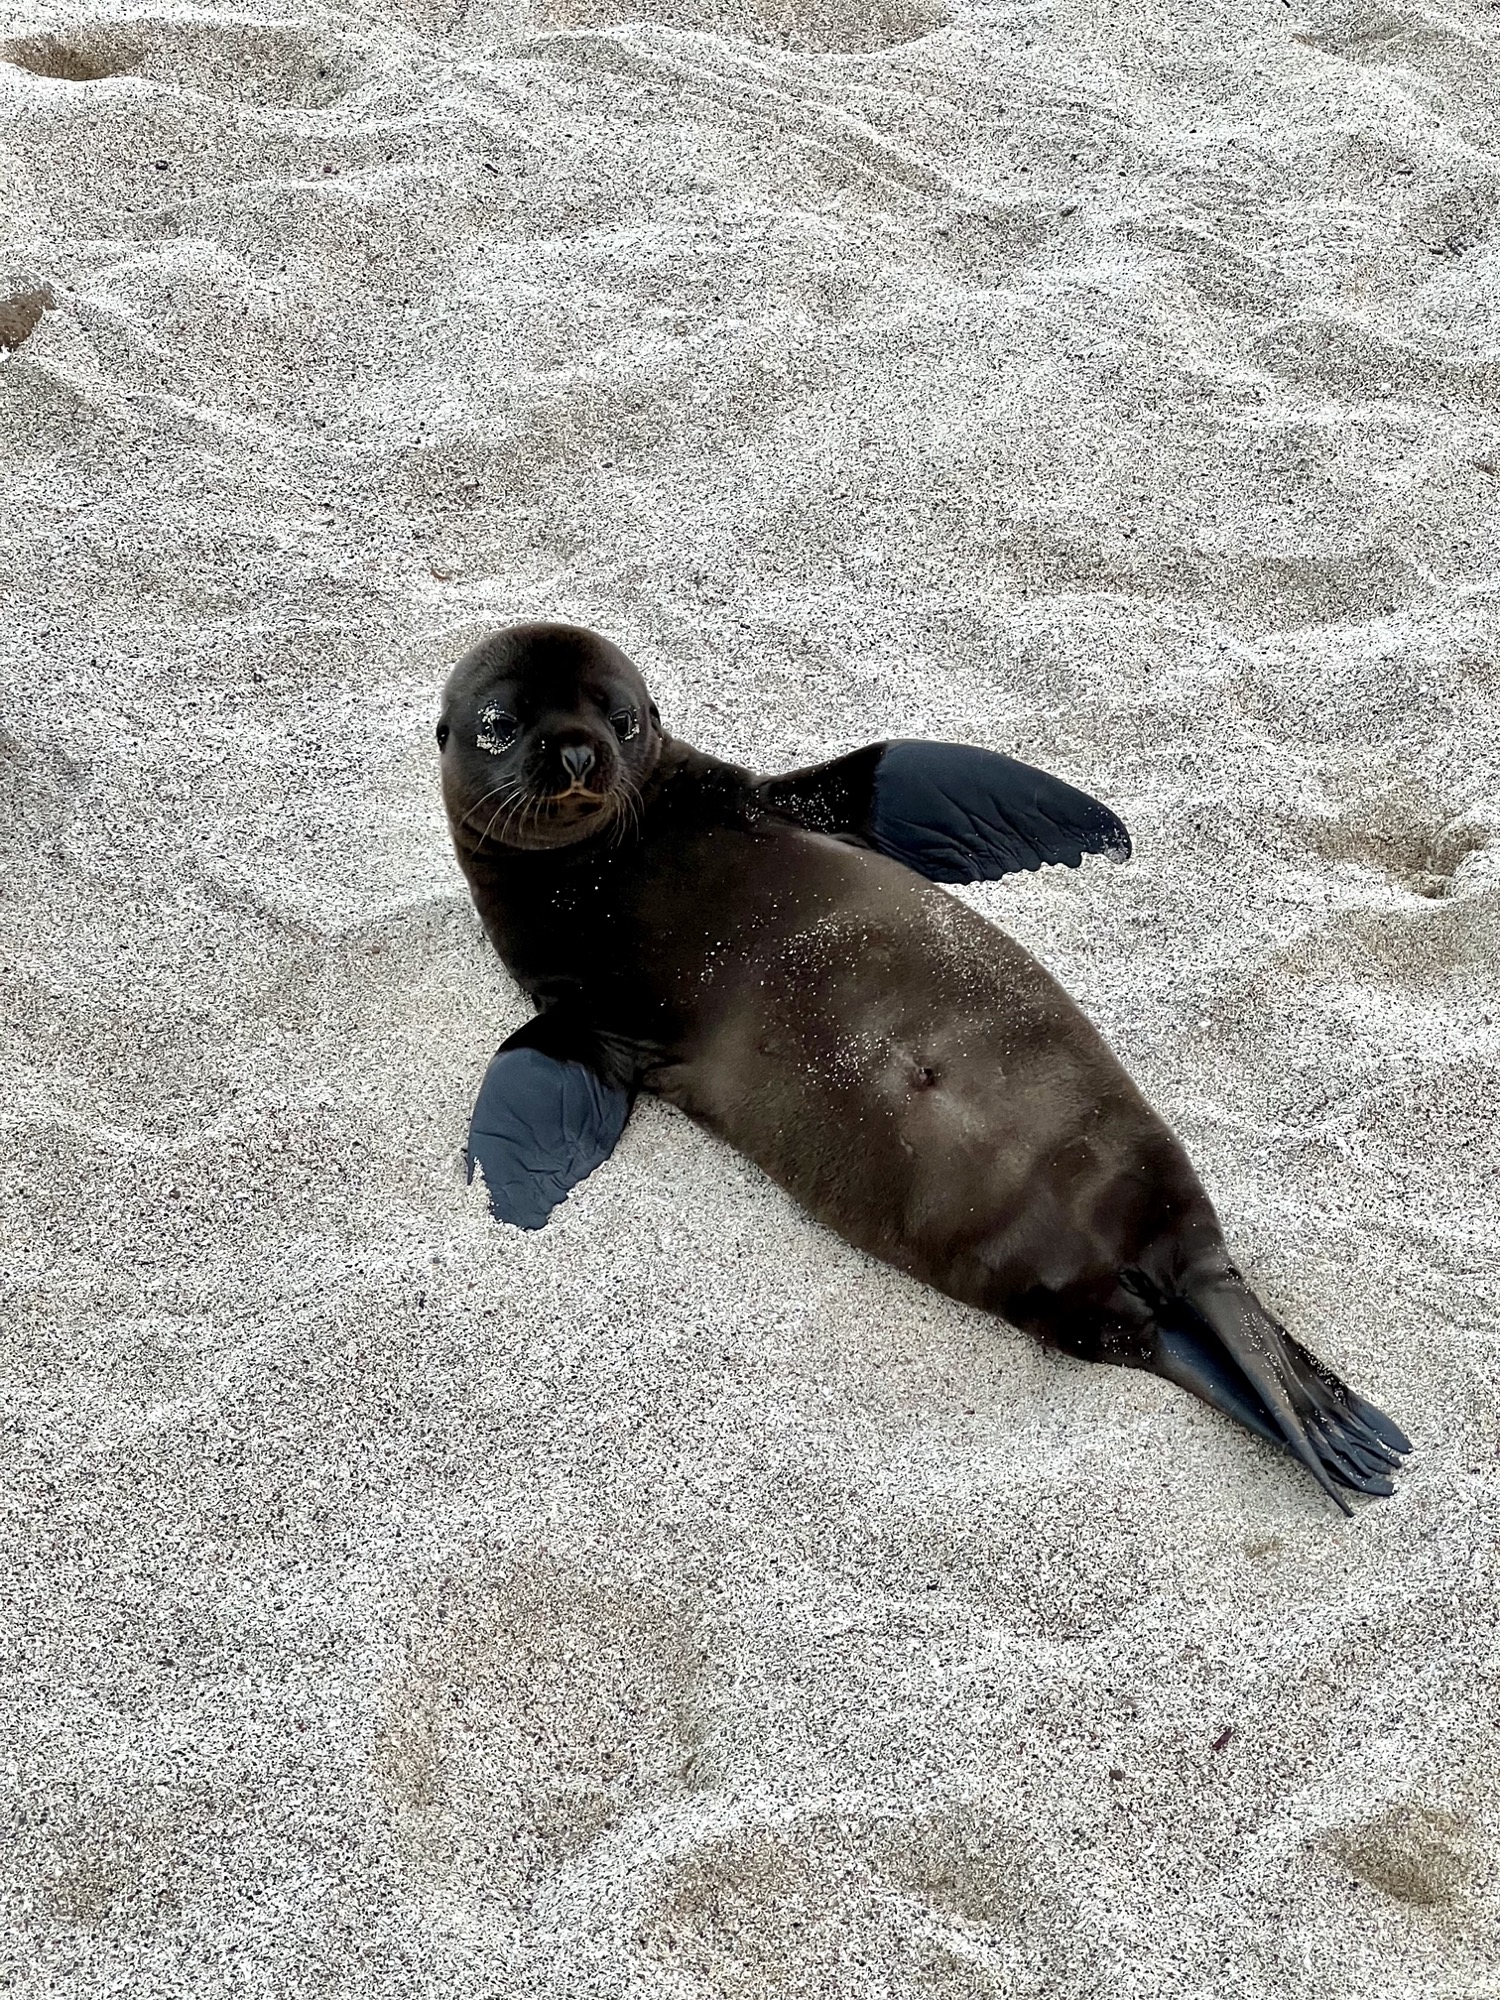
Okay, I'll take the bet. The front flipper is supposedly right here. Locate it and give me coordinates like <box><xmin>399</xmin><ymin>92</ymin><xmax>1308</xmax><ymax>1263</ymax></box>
<box><xmin>758</xmin><ymin>740</ymin><xmax>1130</xmax><ymax>885</ymax></box>
<box><xmin>467</xmin><ymin>1025</ymin><xmax>632</xmax><ymax>1229</ymax></box>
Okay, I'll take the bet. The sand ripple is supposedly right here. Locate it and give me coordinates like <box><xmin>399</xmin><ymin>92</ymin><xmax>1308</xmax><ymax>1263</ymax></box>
<box><xmin>3</xmin><ymin>0</ymin><xmax>1498</xmax><ymax>1991</ymax></box>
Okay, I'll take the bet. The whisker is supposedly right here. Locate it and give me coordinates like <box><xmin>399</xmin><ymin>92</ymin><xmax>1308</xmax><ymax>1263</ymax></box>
<box><xmin>459</xmin><ymin>778</ymin><xmax>520</xmax><ymax>835</ymax></box>
<box><xmin>465</xmin><ymin>764</ymin><xmax>644</xmax><ymax>855</ymax></box>
<box><xmin>480</xmin><ymin>783</ymin><xmax>528</xmax><ymax>848</ymax></box>
<box><xmin>608</xmin><ymin>770</ymin><xmax>644</xmax><ymax>849</ymax></box>
<box><xmin>501</xmin><ymin>797</ymin><xmax>533</xmax><ymax>845</ymax></box>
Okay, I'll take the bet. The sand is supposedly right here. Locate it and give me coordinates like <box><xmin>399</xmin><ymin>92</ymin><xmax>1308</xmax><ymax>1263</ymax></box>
<box><xmin>2</xmin><ymin>0</ymin><xmax>1498</xmax><ymax>1991</ymax></box>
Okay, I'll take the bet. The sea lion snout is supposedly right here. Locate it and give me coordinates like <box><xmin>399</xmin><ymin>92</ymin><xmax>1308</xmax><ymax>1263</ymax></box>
<box><xmin>526</xmin><ymin>714</ymin><xmax>617</xmax><ymax>801</ymax></box>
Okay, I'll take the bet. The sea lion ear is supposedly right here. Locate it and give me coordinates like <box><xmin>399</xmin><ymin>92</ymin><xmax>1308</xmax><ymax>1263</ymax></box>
<box><xmin>467</xmin><ymin>1044</ymin><xmax>632</xmax><ymax>1229</ymax></box>
<box><xmin>648</xmin><ymin>701</ymin><xmax>661</xmax><ymax>726</ymax></box>
<box><xmin>869</xmin><ymin>741</ymin><xmax>1132</xmax><ymax>883</ymax></box>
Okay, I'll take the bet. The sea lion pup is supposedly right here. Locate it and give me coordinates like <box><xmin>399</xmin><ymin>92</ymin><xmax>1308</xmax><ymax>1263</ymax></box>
<box><xmin>437</xmin><ymin>621</ymin><xmax>1409</xmax><ymax>1511</ymax></box>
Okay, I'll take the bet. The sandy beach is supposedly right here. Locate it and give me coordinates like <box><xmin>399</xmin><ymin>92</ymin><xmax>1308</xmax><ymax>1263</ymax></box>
<box><xmin>3</xmin><ymin>0</ymin><xmax>1499</xmax><ymax>1991</ymax></box>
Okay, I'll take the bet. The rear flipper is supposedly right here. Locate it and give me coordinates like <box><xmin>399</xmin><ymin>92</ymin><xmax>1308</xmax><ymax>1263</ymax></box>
<box><xmin>1152</xmin><ymin>1277</ymin><xmax>1410</xmax><ymax>1513</ymax></box>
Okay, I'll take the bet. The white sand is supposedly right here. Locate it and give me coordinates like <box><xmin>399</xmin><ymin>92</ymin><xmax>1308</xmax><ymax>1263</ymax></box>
<box><xmin>3</xmin><ymin>0</ymin><xmax>1499</xmax><ymax>1990</ymax></box>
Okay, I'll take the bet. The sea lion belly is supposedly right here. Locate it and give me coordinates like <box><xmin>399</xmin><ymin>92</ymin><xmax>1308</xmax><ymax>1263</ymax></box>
<box><xmin>656</xmin><ymin>832</ymin><xmax>1201</xmax><ymax>1315</ymax></box>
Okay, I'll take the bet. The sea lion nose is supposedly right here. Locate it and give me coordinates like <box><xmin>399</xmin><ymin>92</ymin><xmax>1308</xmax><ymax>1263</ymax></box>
<box><xmin>560</xmin><ymin>744</ymin><xmax>595</xmax><ymax>783</ymax></box>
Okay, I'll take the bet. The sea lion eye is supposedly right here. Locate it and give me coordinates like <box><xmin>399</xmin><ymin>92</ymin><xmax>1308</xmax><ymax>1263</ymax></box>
<box><xmin>611</xmin><ymin>709</ymin><xmax>639</xmax><ymax>742</ymax></box>
<box><xmin>476</xmin><ymin>707</ymin><xmax>519</xmax><ymax>755</ymax></box>
<box><xmin>435</xmin><ymin>720</ymin><xmax>450</xmax><ymax>748</ymax></box>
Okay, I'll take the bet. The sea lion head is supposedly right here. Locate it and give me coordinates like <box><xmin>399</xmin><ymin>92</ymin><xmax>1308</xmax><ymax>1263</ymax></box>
<box><xmin>437</xmin><ymin>622</ymin><xmax>662</xmax><ymax>853</ymax></box>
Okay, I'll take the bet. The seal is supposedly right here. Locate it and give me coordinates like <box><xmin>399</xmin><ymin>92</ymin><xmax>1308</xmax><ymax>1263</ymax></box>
<box><xmin>438</xmin><ymin>621</ymin><xmax>1410</xmax><ymax>1510</ymax></box>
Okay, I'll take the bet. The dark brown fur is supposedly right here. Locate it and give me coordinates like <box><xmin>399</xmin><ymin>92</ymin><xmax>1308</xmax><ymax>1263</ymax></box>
<box><xmin>438</xmin><ymin>622</ymin><xmax>1408</xmax><ymax>1506</ymax></box>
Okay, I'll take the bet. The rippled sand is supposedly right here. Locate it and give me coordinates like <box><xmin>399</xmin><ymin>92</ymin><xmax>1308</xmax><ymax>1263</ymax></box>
<box><xmin>3</xmin><ymin>0</ymin><xmax>1498</xmax><ymax>1991</ymax></box>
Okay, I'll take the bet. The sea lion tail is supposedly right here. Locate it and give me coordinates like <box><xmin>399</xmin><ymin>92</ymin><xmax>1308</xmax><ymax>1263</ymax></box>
<box><xmin>1150</xmin><ymin>1274</ymin><xmax>1410</xmax><ymax>1513</ymax></box>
